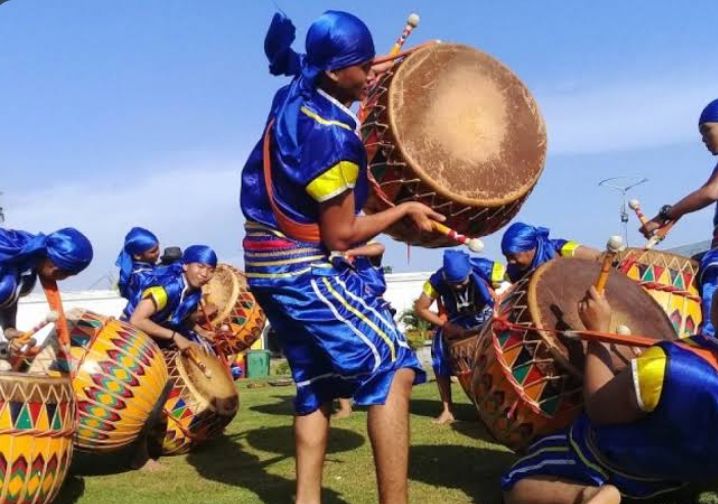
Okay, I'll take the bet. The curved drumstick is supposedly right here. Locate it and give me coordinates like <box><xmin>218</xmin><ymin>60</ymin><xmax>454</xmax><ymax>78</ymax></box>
<box><xmin>389</xmin><ymin>13</ymin><xmax>420</xmax><ymax>56</ymax></box>
<box><xmin>594</xmin><ymin>235</ymin><xmax>625</xmax><ymax>294</ymax></box>
<box><xmin>628</xmin><ymin>199</ymin><xmax>649</xmax><ymax>226</ymax></box>
<box><xmin>645</xmin><ymin>221</ymin><xmax>675</xmax><ymax>250</ymax></box>
<box><xmin>11</xmin><ymin>311</ymin><xmax>59</xmax><ymax>351</ymax></box>
<box><xmin>431</xmin><ymin>221</ymin><xmax>484</xmax><ymax>253</ymax></box>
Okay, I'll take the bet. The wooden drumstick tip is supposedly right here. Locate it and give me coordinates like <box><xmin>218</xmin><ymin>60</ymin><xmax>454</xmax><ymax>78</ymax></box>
<box><xmin>407</xmin><ymin>13</ymin><xmax>420</xmax><ymax>27</ymax></box>
<box><xmin>467</xmin><ymin>238</ymin><xmax>484</xmax><ymax>253</ymax></box>
<box><xmin>606</xmin><ymin>235</ymin><xmax>625</xmax><ymax>253</ymax></box>
<box><xmin>616</xmin><ymin>325</ymin><xmax>632</xmax><ymax>335</ymax></box>
<box><xmin>46</xmin><ymin>311</ymin><xmax>59</xmax><ymax>323</ymax></box>
<box><xmin>628</xmin><ymin>199</ymin><xmax>640</xmax><ymax>210</ymax></box>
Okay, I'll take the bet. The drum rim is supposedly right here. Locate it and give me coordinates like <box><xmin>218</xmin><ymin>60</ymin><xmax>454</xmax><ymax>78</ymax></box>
<box><xmin>386</xmin><ymin>42</ymin><xmax>547</xmax><ymax>208</ymax></box>
<box><xmin>203</xmin><ymin>263</ymin><xmax>243</xmax><ymax>325</ymax></box>
<box><xmin>616</xmin><ymin>247</ymin><xmax>700</xmax><ymax>273</ymax></box>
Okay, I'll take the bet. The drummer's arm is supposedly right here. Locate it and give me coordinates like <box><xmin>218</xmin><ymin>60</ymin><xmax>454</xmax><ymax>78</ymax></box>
<box><xmin>578</xmin><ymin>286</ymin><xmax>644</xmax><ymax>425</ymax></box>
<box><xmin>414</xmin><ymin>292</ymin><xmax>443</xmax><ymax>327</ymax></box>
<box><xmin>0</xmin><ymin>305</ymin><xmax>20</xmax><ymax>339</ymax></box>
<box><xmin>129</xmin><ymin>294</ymin><xmax>192</xmax><ymax>350</ymax></box>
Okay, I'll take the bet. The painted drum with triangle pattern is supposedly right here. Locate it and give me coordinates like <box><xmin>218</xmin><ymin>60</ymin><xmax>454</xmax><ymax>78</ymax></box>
<box><xmin>30</xmin><ymin>309</ymin><xmax>170</xmax><ymax>452</ymax></box>
<box><xmin>615</xmin><ymin>248</ymin><xmax>702</xmax><ymax>339</ymax></box>
<box><xmin>0</xmin><ymin>372</ymin><xmax>75</xmax><ymax>504</ymax></box>
<box><xmin>201</xmin><ymin>264</ymin><xmax>266</xmax><ymax>360</ymax></box>
<box><xmin>160</xmin><ymin>348</ymin><xmax>238</xmax><ymax>455</ymax></box>
<box><xmin>470</xmin><ymin>257</ymin><xmax>676</xmax><ymax>451</ymax></box>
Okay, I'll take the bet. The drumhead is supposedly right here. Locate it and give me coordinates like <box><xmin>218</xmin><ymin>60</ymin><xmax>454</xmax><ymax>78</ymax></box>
<box><xmin>202</xmin><ymin>264</ymin><xmax>241</xmax><ymax>325</ymax></box>
<box><xmin>177</xmin><ymin>349</ymin><xmax>238</xmax><ymax>416</ymax></box>
<box><xmin>388</xmin><ymin>43</ymin><xmax>546</xmax><ymax>206</ymax></box>
<box><xmin>527</xmin><ymin>258</ymin><xmax>676</xmax><ymax>372</ymax></box>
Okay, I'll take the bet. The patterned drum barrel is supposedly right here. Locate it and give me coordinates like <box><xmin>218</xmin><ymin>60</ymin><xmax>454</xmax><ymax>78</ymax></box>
<box><xmin>30</xmin><ymin>309</ymin><xmax>169</xmax><ymax>452</ymax></box>
<box><xmin>161</xmin><ymin>348</ymin><xmax>239</xmax><ymax>455</ymax></box>
<box><xmin>202</xmin><ymin>264</ymin><xmax>266</xmax><ymax>358</ymax></box>
<box><xmin>615</xmin><ymin>248</ymin><xmax>702</xmax><ymax>338</ymax></box>
<box><xmin>470</xmin><ymin>258</ymin><xmax>676</xmax><ymax>451</ymax></box>
<box><xmin>446</xmin><ymin>332</ymin><xmax>481</xmax><ymax>397</ymax></box>
<box><xmin>360</xmin><ymin>43</ymin><xmax>547</xmax><ymax>247</ymax></box>
<box><xmin>0</xmin><ymin>372</ymin><xmax>75</xmax><ymax>504</ymax></box>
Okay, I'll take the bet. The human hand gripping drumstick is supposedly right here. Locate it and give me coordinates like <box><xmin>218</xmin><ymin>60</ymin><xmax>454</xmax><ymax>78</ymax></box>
<box><xmin>628</xmin><ymin>199</ymin><xmax>649</xmax><ymax>226</ymax></box>
<box><xmin>645</xmin><ymin>221</ymin><xmax>675</xmax><ymax>250</ymax></box>
<box><xmin>594</xmin><ymin>235</ymin><xmax>625</xmax><ymax>294</ymax></box>
<box><xmin>11</xmin><ymin>311</ymin><xmax>59</xmax><ymax>352</ymax></box>
<box><xmin>431</xmin><ymin>221</ymin><xmax>484</xmax><ymax>253</ymax></box>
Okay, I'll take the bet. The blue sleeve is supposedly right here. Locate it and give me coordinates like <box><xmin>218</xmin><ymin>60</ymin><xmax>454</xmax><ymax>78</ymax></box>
<box><xmin>549</xmin><ymin>238</ymin><xmax>568</xmax><ymax>254</ymax></box>
<box><xmin>0</xmin><ymin>270</ymin><xmax>16</xmax><ymax>309</ymax></box>
<box><xmin>700</xmin><ymin>251</ymin><xmax>718</xmax><ymax>336</ymax></box>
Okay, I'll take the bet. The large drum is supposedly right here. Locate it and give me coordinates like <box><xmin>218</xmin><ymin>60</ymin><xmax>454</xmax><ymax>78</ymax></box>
<box><xmin>202</xmin><ymin>264</ymin><xmax>266</xmax><ymax>357</ymax></box>
<box><xmin>361</xmin><ymin>43</ymin><xmax>546</xmax><ymax>247</ymax></box>
<box><xmin>0</xmin><ymin>372</ymin><xmax>75</xmax><ymax>504</ymax></box>
<box><xmin>615</xmin><ymin>248</ymin><xmax>702</xmax><ymax>338</ymax></box>
<box><xmin>161</xmin><ymin>348</ymin><xmax>239</xmax><ymax>455</ymax></box>
<box><xmin>471</xmin><ymin>258</ymin><xmax>676</xmax><ymax>451</ymax></box>
<box><xmin>446</xmin><ymin>330</ymin><xmax>483</xmax><ymax>397</ymax></box>
<box><xmin>30</xmin><ymin>309</ymin><xmax>170</xmax><ymax>452</ymax></box>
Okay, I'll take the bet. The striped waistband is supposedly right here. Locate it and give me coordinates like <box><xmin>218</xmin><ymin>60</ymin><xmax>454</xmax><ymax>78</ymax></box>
<box><xmin>243</xmin><ymin>221</ymin><xmax>329</xmax><ymax>279</ymax></box>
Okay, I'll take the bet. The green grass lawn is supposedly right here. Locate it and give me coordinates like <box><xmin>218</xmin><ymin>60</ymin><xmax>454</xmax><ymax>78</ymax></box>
<box><xmin>54</xmin><ymin>380</ymin><xmax>718</xmax><ymax>504</ymax></box>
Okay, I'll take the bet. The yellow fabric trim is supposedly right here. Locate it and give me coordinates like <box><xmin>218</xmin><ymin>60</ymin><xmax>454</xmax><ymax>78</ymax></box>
<box><xmin>423</xmin><ymin>281</ymin><xmax>438</xmax><ymax>299</ymax></box>
<box><xmin>142</xmin><ymin>286</ymin><xmax>168</xmax><ymax>312</ymax></box>
<box><xmin>633</xmin><ymin>346</ymin><xmax>667</xmax><ymax>413</ymax></box>
<box><xmin>560</xmin><ymin>241</ymin><xmax>580</xmax><ymax>257</ymax></box>
<box><xmin>300</xmin><ymin>106</ymin><xmax>353</xmax><ymax>131</ymax></box>
<box><xmin>491</xmin><ymin>262</ymin><xmax>507</xmax><ymax>288</ymax></box>
<box><xmin>321</xmin><ymin>277</ymin><xmax>396</xmax><ymax>361</ymax></box>
<box><xmin>306</xmin><ymin>161</ymin><xmax>360</xmax><ymax>203</ymax></box>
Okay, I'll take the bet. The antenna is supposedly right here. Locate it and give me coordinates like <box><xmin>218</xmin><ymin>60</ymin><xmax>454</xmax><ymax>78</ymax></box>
<box><xmin>598</xmin><ymin>176</ymin><xmax>648</xmax><ymax>245</ymax></box>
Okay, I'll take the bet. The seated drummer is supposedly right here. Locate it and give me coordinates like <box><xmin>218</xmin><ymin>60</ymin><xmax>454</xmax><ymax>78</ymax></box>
<box><xmin>414</xmin><ymin>249</ymin><xmax>505</xmax><ymax>424</ymax></box>
<box><xmin>501</xmin><ymin>222</ymin><xmax>600</xmax><ymax>283</ymax></box>
<box><xmin>123</xmin><ymin>245</ymin><xmax>217</xmax><ymax>351</ymax></box>
<box><xmin>0</xmin><ymin>227</ymin><xmax>93</xmax><ymax>343</ymax></box>
<box><xmin>115</xmin><ymin>227</ymin><xmax>160</xmax><ymax>303</ymax></box>
<box><xmin>502</xmin><ymin>286</ymin><xmax>718</xmax><ymax>504</ymax></box>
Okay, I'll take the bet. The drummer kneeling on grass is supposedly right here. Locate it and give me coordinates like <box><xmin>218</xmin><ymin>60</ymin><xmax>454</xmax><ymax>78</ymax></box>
<box><xmin>122</xmin><ymin>245</ymin><xmax>217</xmax><ymax>351</ymax></box>
<box><xmin>502</xmin><ymin>286</ymin><xmax>718</xmax><ymax>504</ymax></box>
<box><xmin>414</xmin><ymin>249</ymin><xmax>505</xmax><ymax>425</ymax></box>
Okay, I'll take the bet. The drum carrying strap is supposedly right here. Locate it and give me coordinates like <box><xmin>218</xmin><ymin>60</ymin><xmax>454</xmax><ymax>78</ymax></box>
<box><xmin>262</xmin><ymin>119</ymin><xmax>322</xmax><ymax>243</ymax></box>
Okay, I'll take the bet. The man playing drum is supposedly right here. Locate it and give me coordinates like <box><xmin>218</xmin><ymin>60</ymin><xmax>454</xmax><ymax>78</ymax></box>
<box><xmin>240</xmin><ymin>10</ymin><xmax>442</xmax><ymax>504</ymax></box>
<box><xmin>502</xmin><ymin>286</ymin><xmax>718</xmax><ymax>504</ymax></box>
<box><xmin>0</xmin><ymin>227</ymin><xmax>93</xmax><ymax>344</ymax></box>
<box><xmin>640</xmin><ymin>99</ymin><xmax>718</xmax><ymax>336</ymax></box>
<box><xmin>115</xmin><ymin>227</ymin><xmax>160</xmax><ymax>304</ymax></box>
<box><xmin>123</xmin><ymin>245</ymin><xmax>217</xmax><ymax>351</ymax></box>
<box><xmin>501</xmin><ymin>222</ymin><xmax>600</xmax><ymax>282</ymax></box>
<box><xmin>414</xmin><ymin>250</ymin><xmax>505</xmax><ymax>424</ymax></box>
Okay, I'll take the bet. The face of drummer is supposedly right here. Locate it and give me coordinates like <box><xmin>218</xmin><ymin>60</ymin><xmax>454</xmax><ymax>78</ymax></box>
<box><xmin>505</xmin><ymin>249</ymin><xmax>536</xmax><ymax>271</ymax></box>
<box><xmin>134</xmin><ymin>245</ymin><xmax>160</xmax><ymax>264</ymax></box>
<box><xmin>37</xmin><ymin>258</ymin><xmax>73</xmax><ymax>281</ymax></box>
<box><xmin>183</xmin><ymin>262</ymin><xmax>215</xmax><ymax>289</ymax></box>
<box><xmin>700</xmin><ymin>122</ymin><xmax>718</xmax><ymax>155</ymax></box>
<box><xmin>447</xmin><ymin>277</ymin><xmax>470</xmax><ymax>292</ymax></box>
<box><xmin>325</xmin><ymin>60</ymin><xmax>373</xmax><ymax>103</ymax></box>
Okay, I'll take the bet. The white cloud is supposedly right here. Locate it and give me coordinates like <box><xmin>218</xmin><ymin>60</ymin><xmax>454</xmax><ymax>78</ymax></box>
<box><xmin>3</xmin><ymin>158</ymin><xmax>246</xmax><ymax>290</ymax></box>
<box><xmin>537</xmin><ymin>73</ymin><xmax>718</xmax><ymax>155</ymax></box>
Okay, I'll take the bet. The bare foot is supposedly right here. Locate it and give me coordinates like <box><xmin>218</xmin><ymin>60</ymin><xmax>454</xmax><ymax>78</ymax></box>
<box><xmin>582</xmin><ymin>484</ymin><xmax>621</xmax><ymax>504</ymax></box>
<box><xmin>432</xmin><ymin>410</ymin><xmax>455</xmax><ymax>425</ymax></box>
<box><xmin>138</xmin><ymin>458</ymin><xmax>165</xmax><ymax>472</ymax></box>
<box><xmin>332</xmin><ymin>408</ymin><xmax>352</xmax><ymax>420</ymax></box>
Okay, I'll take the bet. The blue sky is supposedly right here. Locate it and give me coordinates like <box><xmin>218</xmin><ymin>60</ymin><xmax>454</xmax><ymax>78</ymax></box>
<box><xmin>1</xmin><ymin>0</ymin><xmax>718</xmax><ymax>289</ymax></box>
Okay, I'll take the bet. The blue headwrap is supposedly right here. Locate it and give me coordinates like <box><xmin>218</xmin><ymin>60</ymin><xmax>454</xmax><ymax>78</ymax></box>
<box><xmin>443</xmin><ymin>250</ymin><xmax>471</xmax><ymax>284</ymax></box>
<box><xmin>700</xmin><ymin>99</ymin><xmax>718</xmax><ymax>125</ymax></box>
<box><xmin>183</xmin><ymin>245</ymin><xmax>217</xmax><ymax>268</ymax></box>
<box><xmin>0</xmin><ymin>227</ymin><xmax>93</xmax><ymax>275</ymax></box>
<box><xmin>264</xmin><ymin>11</ymin><xmax>375</xmax><ymax>162</ymax></box>
<box><xmin>501</xmin><ymin>222</ymin><xmax>557</xmax><ymax>277</ymax></box>
<box><xmin>115</xmin><ymin>227</ymin><xmax>159</xmax><ymax>298</ymax></box>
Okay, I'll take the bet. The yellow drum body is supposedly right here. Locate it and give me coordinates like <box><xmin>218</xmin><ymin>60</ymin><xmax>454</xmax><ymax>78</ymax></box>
<box><xmin>0</xmin><ymin>372</ymin><xmax>75</xmax><ymax>504</ymax></box>
<box><xmin>161</xmin><ymin>349</ymin><xmax>239</xmax><ymax>455</ymax></box>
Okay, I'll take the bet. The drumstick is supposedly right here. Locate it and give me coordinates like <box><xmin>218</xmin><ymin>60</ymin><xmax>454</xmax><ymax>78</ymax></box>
<box><xmin>183</xmin><ymin>346</ymin><xmax>212</xmax><ymax>379</ymax></box>
<box><xmin>389</xmin><ymin>13</ymin><xmax>420</xmax><ymax>56</ymax></box>
<box><xmin>11</xmin><ymin>311</ymin><xmax>59</xmax><ymax>351</ymax></box>
<box><xmin>628</xmin><ymin>199</ymin><xmax>649</xmax><ymax>226</ymax></box>
<box><xmin>645</xmin><ymin>221</ymin><xmax>675</xmax><ymax>250</ymax></box>
<box><xmin>431</xmin><ymin>221</ymin><xmax>484</xmax><ymax>253</ymax></box>
<box><xmin>594</xmin><ymin>235</ymin><xmax>625</xmax><ymax>294</ymax></box>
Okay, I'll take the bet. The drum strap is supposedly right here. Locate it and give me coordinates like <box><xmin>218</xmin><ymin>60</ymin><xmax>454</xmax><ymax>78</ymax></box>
<box><xmin>262</xmin><ymin>119</ymin><xmax>322</xmax><ymax>243</ymax></box>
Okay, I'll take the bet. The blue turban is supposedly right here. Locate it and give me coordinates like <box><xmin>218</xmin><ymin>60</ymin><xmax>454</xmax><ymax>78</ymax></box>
<box><xmin>183</xmin><ymin>245</ymin><xmax>217</xmax><ymax>268</ymax></box>
<box><xmin>264</xmin><ymin>11</ymin><xmax>375</xmax><ymax>162</ymax></box>
<box><xmin>501</xmin><ymin>223</ymin><xmax>559</xmax><ymax>281</ymax></box>
<box><xmin>115</xmin><ymin>227</ymin><xmax>159</xmax><ymax>297</ymax></box>
<box><xmin>700</xmin><ymin>99</ymin><xmax>718</xmax><ymax>125</ymax></box>
<box><xmin>443</xmin><ymin>250</ymin><xmax>471</xmax><ymax>284</ymax></box>
<box><xmin>0</xmin><ymin>227</ymin><xmax>93</xmax><ymax>275</ymax></box>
